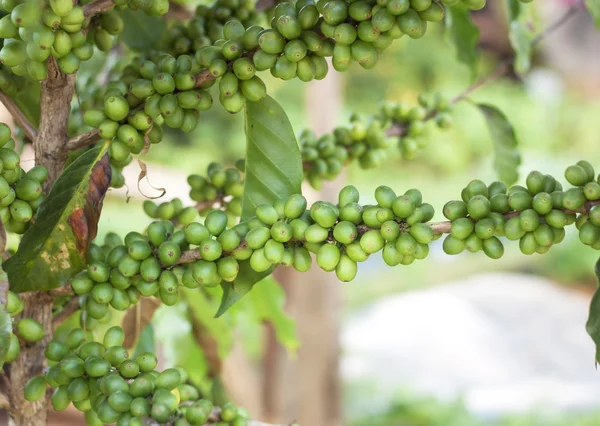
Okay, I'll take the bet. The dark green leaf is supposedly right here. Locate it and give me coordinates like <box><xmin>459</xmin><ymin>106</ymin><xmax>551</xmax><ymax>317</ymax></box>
<box><xmin>215</xmin><ymin>263</ymin><xmax>274</xmax><ymax>317</ymax></box>
<box><xmin>215</xmin><ymin>96</ymin><xmax>302</xmax><ymax>315</ymax></box>
<box><xmin>585</xmin><ymin>257</ymin><xmax>600</xmax><ymax>362</ymax></box>
<box><xmin>508</xmin><ymin>21</ymin><xmax>533</xmax><ymax>75</ymax></box>
<box><xmin>118</xmin><ymin>9</ymin><xmax>165</xmax><ymax>52</ymax></box>
<box><xmin>0</xmin><ymin>307</ymin><xmax>11</xmax><ymax>368</ymax></box>
<box><xmin>132</xmin><ymin>324</ymin><xmax>155</xmax><ymax>359</ymax></box>
<box><xmin>477</xmin><ymin>104</ymin><xmax>521</xmax><ymax>185</ymax></box>
<box><xmin>241</xmin><ymin>95</ymin><xmax>303</xmax><ymax>221</ymax></box>
<box><xmin>6</xmin><ymin>144</ymin><xmax>111</xmax><ymax>292</ymax></box>
<box><xmin>445</xmin><ymin>5</ymin><xmax>480</xmax><ymax>78</ymax></box>
<box><xmin>505</xmin><ymin>0</ymin><xmax>521</xmax><ymax>22</ymax></box>
<box><xmin>587</xmin><ymin>0</ymin><xmax>600</xmax><ymax>27</ymax></box>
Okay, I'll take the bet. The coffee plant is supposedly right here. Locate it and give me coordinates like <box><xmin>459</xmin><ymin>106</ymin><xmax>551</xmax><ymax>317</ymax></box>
<box><xmin>0</xmin><ymin>0</ymin><xmax>598</xmax><ymax>424</ymax></box>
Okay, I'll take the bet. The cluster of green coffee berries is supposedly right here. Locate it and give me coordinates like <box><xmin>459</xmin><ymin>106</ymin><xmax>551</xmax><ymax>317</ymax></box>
<box><xmin>75</xmin><ymin>0</ymin><xmax>488</xmax><ymax>169</ymax></box>
<box><xmin>21</xmin><ymin>325</ymin><xmax>249</xmax><ymax>425</ymax></box>
<box><xmin>71</xmin><ymin>223</ymin><xmax>191</xmax><ymax>323</ymax></box>
<box><xmin>0</xmin><ymin>123</ymin><xmax>47</xmax><ymax>234</ymax></box>
<box><xmin>563</xmin><ymin>161</ymin><xmax>600</xmax><ymax>248</ymax></box>
<box><xmin>83</xmin><ymin>55</ymin><xmax>212</xmax><ymax>166</ymax></box>
<box><xmin>160</xmin><ymin>0</ymin><xmax>265</xmax><ymax>55</ymax></box>
<box><xmin>440</xmin><ymin>161</ymin><xmax>600</xmax><ymax>257</ymax></box>
<box><xmin>143</xmin><ymin>162</ymin><xmax>244</xmax><ymax>226</ymax></box>
<box><xmin>384</xmin><ymin>94</ymin><xmax>453</xmax><ymax>159</ymax></box>
<box><xmin>143</xmin><ymin>198</ymin><xmax>199</xmax><ymax>226</ymax></box>
<box><xmin>299</xmin><ymin>96</ymin><xmax>451</xmax><ymax>188</ymax></box>
<box><xmin>0</xmin><ymin>0</ymin><xmax>170</xmax><ymax>81</ymax></box>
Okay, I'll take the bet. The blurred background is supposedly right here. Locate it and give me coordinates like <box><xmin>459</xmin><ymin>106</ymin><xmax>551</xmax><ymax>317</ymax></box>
<box><xmin>4</xmin><ymin>1</ymin><xmax>600</xmax><ymax>425</ymax></box>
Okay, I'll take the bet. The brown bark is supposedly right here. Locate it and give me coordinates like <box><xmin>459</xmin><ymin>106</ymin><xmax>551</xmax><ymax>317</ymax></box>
<box><xmin>7</xmin><ymin>292</ymin><xmax>54</xmax><ymax>426</ymax></box>
<box><xmin>7</xmin><ymin>58</ymin><xmax>76</xmax><ymax>426</ymax></box>
<box><xmin>34</xmin><ymin>58</ymin><xmax>76</xmax><ymax>191</ymax></box>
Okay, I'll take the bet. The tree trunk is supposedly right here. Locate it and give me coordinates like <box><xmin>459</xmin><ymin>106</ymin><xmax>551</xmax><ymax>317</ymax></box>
<box><xmin>7</xmin><ymin>292</ymin><xmax>54</xmax><ymax>426</ymax></box>
<box><xmin>7</xmin><ymin>58</ymin><xmax>76</xmax><ymax>426</ymax></box>
<box><xmin>34</xmin><ymin>59</ymin><xmax>76</xmax><ymax>191</ymax></box>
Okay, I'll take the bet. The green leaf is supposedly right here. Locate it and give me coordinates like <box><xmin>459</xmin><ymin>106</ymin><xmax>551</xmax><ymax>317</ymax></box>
<box><xmin>238</xmin><ymin>277</ymin><xmax>299</xmax><ymax>352</ymax></box>
<box><xmin>215</xmin><ymin>263</ymin><xmax>275</xmax><ymax>317</ymax></box>
<box><xmin>118</xmin><ymin>9</ymin><xmax>165</xmax><ymax>52</ymax></box>
<box><xmin>586</xmin><ymin>0</ymin><xmax>600</xmax><ymax>27</ymax></box>
<box><xmin>5</xmin><ymin>144</ymin><xmax>111</xmax><ymax>292</ymax></box>
<box><xmin>505</xmin><ymin>0</ymin><xmax>521</xmax><ymax>22</ymax></box>
<box><xmin>0</xmin><ymin>307</ymin><xmax>11</xmax><ymax>368</ymax></box>
<box><xmin>477</xmin><ymin>104</ymin><xmax>521</xmax><ymax>185</ymax></box>
<box><xmin>586</xmin><ymin>257</ymin><xmax>600</xmax><ymax>363</ymax></box>
<box><xmin>444</xmin><ymin>5</ymin><xmax>480</xmax><ymax>78</ymax></box>
<box><xmin>241</xmin><ymin>95</ymin><xmax>303</xmax><ymax>221</ymax></box>
<box><xmin>508</xmin><ymin>21</ymin><xmax>533</xmax><ymax>76</ymax></box>
<box><xmin>214</xmin><ymin>95</ymin><xmax>303</xmax><ymax>315</ymax></box>
<box><xmin>132</xmin><ymin>324</ymin><xmax>155</xmax><ymax>358</ymax></box>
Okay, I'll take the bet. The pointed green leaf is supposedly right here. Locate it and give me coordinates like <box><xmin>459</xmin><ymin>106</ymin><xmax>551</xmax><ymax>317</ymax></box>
<box><xmin>6</xmin><ymin>144</ymin><xmax>111</xmax><ymax>292</ymax></box>
<box><xmin>586</xmin><ymin>257</ymin><xmax>600</xmax><ymax>362</ymax></box>
<box><xmin>215</xmin><ymin>263</ymin><xmax>275</xmax><ymax>317</ymax></box>
<box><xmin>241</xmin><ymin>95</ymin><xmax>303</xmax><ymax>221</ymax></box>
<box><xmin>0</xmin><ymin>307</ymin><xmax>11</xmax><ymax>368</ymax></box>
<box><xmin>477</xmin><ymin>104</ymin><xmax>521</xmax><ymax>185</ymax></box>
<box><xmin>119</xmin><ymin>9</ymin><xmax>165</xmax><ymax>52</ymax></box>
<box><xmin>508</xmin><ymin>21</ymin><xmax>534</xmax><ymax>76</ymax></box>
<box><xmin>586</xmin><ymin>0</ymin><xmax>600</xmax><ymax>27</ymax></box>
<box><xmin>505</xmin><ymin>0</ymin><xmax>521</xmax><ymax>22</ymax></box>
<box><xmin>215</xmin><ymin>96</ymin><xmax>302</xmax><ymax>315</ymax></box>
<box><xmin>445</xmin><ymin>5</ymin><xmax>480</xmax><ymax>78</ymax></box>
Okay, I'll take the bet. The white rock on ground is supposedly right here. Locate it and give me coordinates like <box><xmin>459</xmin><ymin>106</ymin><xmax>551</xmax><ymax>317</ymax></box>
<box><xmin>342</xmin><ymin>273</ymin><xmax>600</xmax><ymax>417</ymax></box>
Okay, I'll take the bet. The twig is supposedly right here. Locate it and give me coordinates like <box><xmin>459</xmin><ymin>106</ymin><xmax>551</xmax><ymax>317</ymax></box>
<box><xmin>52</xmin><ymin>297</ymin><xmax>80</xmax><ymax>330</ymax></box>
<box><xmin>66</xmin><ymin>129</ymin><xmax>100</xmax><ymax>151</ymax></box>
<box><xmin>82</xmin><ymin>0</ymin><xmax>115</xmax><ymax>19</ymax></box>
<box><xmin>0</xmin><ymin>91</ymin><xmax>37</xmax><ymax>141</ymax></box>
<box><xmin>386</xmin><ymin>3</ymin><xmax>580</xmax><ymax>137</ymax></box>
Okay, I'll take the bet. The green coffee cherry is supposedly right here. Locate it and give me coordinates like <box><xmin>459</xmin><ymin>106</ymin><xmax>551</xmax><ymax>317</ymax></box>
<box><xmin>17</xmin><ymin>318</ymin><xmax>44</xmax><ymax>342</ymax></box>
<box><xmin>155</xmin><ymin>368</ymin><xmax>181</xmax><ymax>390</ymax></box>
<box><xmin>24</xmin><ymin>376</ymin><xmax>46</xmax><ymax>402</ymax></box>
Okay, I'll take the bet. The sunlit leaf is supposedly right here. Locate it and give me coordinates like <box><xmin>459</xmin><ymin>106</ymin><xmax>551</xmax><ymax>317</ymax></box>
<box><xmin>6</xmin><ymin>144</ymin><xmax>111</xmax><ymax>292</ymax></box>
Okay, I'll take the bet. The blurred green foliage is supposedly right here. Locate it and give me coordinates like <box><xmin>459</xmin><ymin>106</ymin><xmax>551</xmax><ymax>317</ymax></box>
<box><xmin>349</xmin><ymin>392</ymin><xmax>600</xmax><ymax>426</ymax></box>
